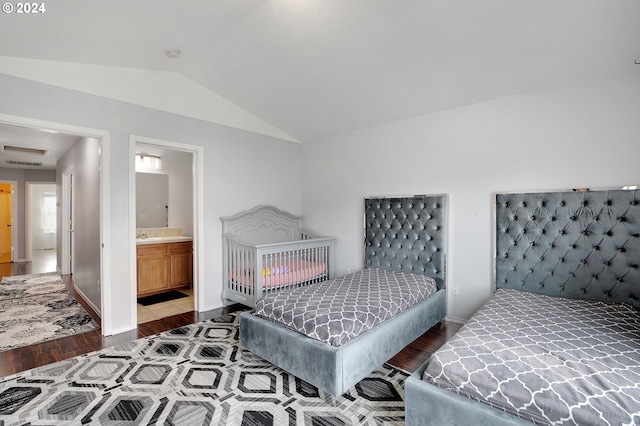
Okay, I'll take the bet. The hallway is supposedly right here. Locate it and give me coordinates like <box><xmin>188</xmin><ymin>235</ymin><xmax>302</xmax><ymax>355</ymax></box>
<box><xmin>0</xmin><ymin>249</ymin><xmax>57</xmax><ymax>279</ymax></box>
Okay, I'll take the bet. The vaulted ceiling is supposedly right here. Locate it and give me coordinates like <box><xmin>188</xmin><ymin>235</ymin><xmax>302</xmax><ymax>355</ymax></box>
<box><xmin>1</xmin><ymin>0</ymin><xmax>639</xmax><ymax>144</ymax></box>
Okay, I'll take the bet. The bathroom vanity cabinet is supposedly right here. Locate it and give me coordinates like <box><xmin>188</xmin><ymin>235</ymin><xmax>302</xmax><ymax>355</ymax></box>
<box><xmin>136</xmin><ymin>239</ymin><xmax>192</xmax><ymax>297</ymax></box>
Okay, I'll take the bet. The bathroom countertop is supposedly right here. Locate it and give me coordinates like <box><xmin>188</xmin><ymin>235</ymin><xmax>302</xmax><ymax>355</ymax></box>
<box><xmin>135</xmin><ymin>236</ymin><xmax>193</xmax><ymax>245</ymax></box>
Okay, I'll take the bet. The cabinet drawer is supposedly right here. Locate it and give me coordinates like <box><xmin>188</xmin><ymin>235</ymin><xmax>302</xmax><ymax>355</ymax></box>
<box><xmin>137</xmin><ymin>243</ymin><xmax>168</xmax><ymax>256</ymax></box>
<box><xmin>170</xmin><ymin>241</ymin><xmax>192</xmax><ymax>254</ymax></box>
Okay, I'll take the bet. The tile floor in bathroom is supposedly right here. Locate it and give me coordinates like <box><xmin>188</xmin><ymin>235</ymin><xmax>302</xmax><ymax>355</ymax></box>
<box><xmin>136</xmin><ymin>288</ymin><xmax>194</xmax><ymax>324</ymax></box>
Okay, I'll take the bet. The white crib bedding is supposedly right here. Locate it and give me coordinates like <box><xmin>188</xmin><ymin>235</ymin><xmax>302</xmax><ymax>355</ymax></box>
<box><xmin>252</xmin><ymin>267</ymin><xmax>438</xmax><ymax>347</ymax></box>
<box><xmin>422</xmin><ymin>288</ymin><xmax>640</xmax><ymax>425</ymax></box>
<box><xmin>229</xmin><ymin>259</ymin><xmax>327</xmax><ymax>289</ymax></box>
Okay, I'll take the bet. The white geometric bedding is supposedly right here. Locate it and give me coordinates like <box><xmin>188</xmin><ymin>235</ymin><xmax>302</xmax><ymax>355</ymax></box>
<box><xmin>423</xmin><ymin>288</ymin><xmax>640</xmax><ymax>425</ymax></box>
<box><xmin>253</xmin><ymin>268</ymin><xmax>438</xmax><ymax>347</ymax></box>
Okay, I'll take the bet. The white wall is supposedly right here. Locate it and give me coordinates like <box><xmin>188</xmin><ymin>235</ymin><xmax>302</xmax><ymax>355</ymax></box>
<box><xmin>164</xmin><ymin>150</ymin><xmax>194</xmax><ymax>236</ymax></box>
<box><xmin>57</xmin><ymin>137</ymin><xmax>101</xmax><ymax>309</ymax></box>
<box><xmin>302</xmin><ymin>69</ymin><xmax>640</xmax><ymax>322</ymax></box>
<box><xmin>0</xmin><ymin>73</ymin><xmax>302</xmax><ymax>334</ymax></box>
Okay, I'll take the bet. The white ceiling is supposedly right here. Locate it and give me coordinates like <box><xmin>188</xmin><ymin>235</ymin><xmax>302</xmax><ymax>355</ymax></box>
<box><xmin>1</xmin><ymin>0</ymin><xmax>639</xmax><ymax>145</ymax></box>
<box><xmin>0</xmin><ymin>124</ymin><xmax>79</xmax><ymax>170</ymax></box>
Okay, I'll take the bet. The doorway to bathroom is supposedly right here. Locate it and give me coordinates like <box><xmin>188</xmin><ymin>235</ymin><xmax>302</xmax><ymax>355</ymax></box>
<box><xmin>129</xmin><ymin>135</ymin><xmax>204</xmax><ymax>329</ymax></box>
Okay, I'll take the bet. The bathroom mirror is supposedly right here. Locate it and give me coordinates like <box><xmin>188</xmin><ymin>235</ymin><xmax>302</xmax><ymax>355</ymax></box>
<box><xmin>136</xmin><ymin>173</ymin><xmax>168</xmax><ymax>227</ymax></box>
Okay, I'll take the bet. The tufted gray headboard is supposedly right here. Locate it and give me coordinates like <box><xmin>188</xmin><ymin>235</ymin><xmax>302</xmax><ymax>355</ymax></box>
<box><xmin>364</xmin><ymin>195</ymin><xmax>447</xmax><ymax>289</ymax></box>
<box><xmin>495</xmin><ymin>189</ymin><xmax>640</xmax><ymax>308</ymax></box>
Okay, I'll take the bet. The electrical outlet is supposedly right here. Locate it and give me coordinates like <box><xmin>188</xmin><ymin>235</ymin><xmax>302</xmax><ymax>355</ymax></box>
<box><xmin>453</xmin><ymin>288</ymin><xmax>459</xmax><ymax>296</ymax></box>
<box><xmin>346</xmin><ymin>268</ymin><xmax>352</xmax><ymax>274</ymax></box>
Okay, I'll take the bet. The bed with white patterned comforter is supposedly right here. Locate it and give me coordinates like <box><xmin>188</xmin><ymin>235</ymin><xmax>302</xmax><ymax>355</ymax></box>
<box><xmin>253</xmin><ymin>267</ymin><xmax>438</xmax><ymax>347</ymax></box>
<box><xmin>422</xmin><ymin>288</ymin><xmax>640</xmax><ymax>425</ymax></box>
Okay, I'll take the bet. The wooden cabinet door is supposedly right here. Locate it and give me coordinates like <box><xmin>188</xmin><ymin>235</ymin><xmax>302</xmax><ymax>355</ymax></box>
<box><xmin>169</xmin><ymin>241</ymin><xmax>192</xmax><ymax>287</ymax></box>
<box><xmin>137</xmin><ymin>243</ymin><xmax>169</xmax><ymax>295</ymax></box>
<box><xmin>170</xmin><ymin>253</ymin><xmax>192</xmax><ymax>287</ymax></box>
<box><xmin>137</xmin><ymin>255</ymin><xmax>168</xmax><ymax>294</ymax></box>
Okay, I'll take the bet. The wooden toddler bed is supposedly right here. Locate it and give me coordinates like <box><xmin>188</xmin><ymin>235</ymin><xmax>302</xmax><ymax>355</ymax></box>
<box><xmin>406</xmin><ymin>188</ymin><xmax>640</xmax><ymax>425</ymax></box>
<box><xmin>240</xmin><ymin>195</ymin><xmax>448</xmax><ymax>396</ymax></box>
<box><xmin>221</xmin><ymin>205</ymin><xmax>336</xmax><ymax>307</ymax></box>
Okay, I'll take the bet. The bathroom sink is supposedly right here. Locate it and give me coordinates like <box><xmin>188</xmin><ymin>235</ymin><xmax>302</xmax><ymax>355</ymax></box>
<box><xmin>136</xmin><ymin>236</ymin><xmax>192</xmax><ymax>244</ymax></box>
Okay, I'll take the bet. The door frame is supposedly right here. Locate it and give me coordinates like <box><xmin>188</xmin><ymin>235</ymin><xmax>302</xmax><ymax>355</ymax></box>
<box><xmin>0</xmin><ymin>113</ymin><xmax>112</xmax><ymax>334</ymax></box>
<box><xmin>128</xmin><ymin>135</ymin><xmax>204</xmax><ymax>329</ymax></box>
<box><xmin>61</xmin><ymin>168</ymin><xmax>75</xmax><ymax>275</ymax></box>
<box><xmin>0</xmin><ymin>181</ymin><xmax>17</xmax><ymax>263</ymax></box>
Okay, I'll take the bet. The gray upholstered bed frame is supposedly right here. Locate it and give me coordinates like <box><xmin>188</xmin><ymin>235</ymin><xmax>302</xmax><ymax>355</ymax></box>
<box><xmin>240</xmin><ymin>195</ymin><xmax>448</xmax><ymax>396</ymax></box>
<box><xmin>406</xmin><ymin>188</ymin><xmax>640</xmax><ymax>425</ymax></box>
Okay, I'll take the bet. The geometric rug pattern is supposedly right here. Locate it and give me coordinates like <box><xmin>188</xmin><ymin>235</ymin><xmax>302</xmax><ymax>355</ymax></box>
<box><xmin>0</xmin><ymin>273</ymin><xmax>99</xmax><ymax>352</ymax></box>
<box><xmin>0</xmin><ymin>312</ymin><xmax>409</xmax><ymax>425</ymax></box>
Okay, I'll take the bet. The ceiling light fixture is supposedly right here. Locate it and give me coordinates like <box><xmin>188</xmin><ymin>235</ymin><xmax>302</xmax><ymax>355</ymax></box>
<box><xmin>135</xmin><ymin>153</ymin><xmax>162</xmax><ymax>171</ymax></box>
<box><xmin>165</xmin><ymin>49</ymin><xmax>181</xmax><ymax>59</ymax></box>
<box><xmin>2</xmin><ymin>145</ymin><xmax>47</xmax><ymax>155</ymax></box>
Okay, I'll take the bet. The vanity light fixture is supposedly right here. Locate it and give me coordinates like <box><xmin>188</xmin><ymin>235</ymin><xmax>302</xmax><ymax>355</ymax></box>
<box><xmin>135</xmin><ymin>153</ymin><xmax>162</xmax><ymax>171</ymax></box>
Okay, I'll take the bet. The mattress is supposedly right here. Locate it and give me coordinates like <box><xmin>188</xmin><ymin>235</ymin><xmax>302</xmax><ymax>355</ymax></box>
<box><xmin>229</xmin><ymin>259</ymin><xmax>327</xmax><ymax>288</ymax></box>
<box><xmin>423</xmin><ymin>288</ymin><xmax>640</xmax><ymax>425</ymax></box>
<box><xmin>252</xmin><ymin>267</ymin><xmax>438</xmax><ymax>347</ymax></box>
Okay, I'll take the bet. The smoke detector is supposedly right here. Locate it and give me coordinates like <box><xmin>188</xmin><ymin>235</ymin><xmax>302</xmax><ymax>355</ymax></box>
<box><xmin>165</xmin><ymin>49</ymin><xmax>181</xmax><ymax>59</ymax></box>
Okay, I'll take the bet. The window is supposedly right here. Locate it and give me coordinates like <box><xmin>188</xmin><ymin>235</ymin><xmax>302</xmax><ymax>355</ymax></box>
<box><xmin>42</xmin><ymin>192</ymin><xmax>56</xmax><ymax>233</ymax></box>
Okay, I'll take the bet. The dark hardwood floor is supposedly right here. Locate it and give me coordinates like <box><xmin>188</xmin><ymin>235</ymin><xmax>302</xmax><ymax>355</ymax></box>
<box><xmin>0</xmin><ymin>259</ymin><xmax>462</xmax><ymax>378</ymax></box>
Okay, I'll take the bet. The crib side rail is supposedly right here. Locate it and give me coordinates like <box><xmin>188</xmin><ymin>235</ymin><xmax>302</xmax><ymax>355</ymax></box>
<box><xmin>257</xmin><ymin>236</ymin><xmax>335</xmax><ymax>297</ymax></box>
<box><xmin>223</xmin><ymin>234</ymin><xmax>336</xmax><ymax>304</ymax></box>
<box><xmin>222</xmin><ymin>234</ymin><xmax>263</xmax><ymax>305</ymax></box>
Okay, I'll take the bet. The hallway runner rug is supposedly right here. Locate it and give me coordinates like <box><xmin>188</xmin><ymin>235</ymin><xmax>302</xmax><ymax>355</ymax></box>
<box><xmin>0</xmin><ymin>272</ymin><xmax>99</xmax><ymax>352</ymax></box>
<box><xmin>0</xmin><ymin>272</ymin><xmax>66</xmax><ymax>299</ymax></box>
<box><xmin>0</xmin><ymin>312</ymin><xmax>409</xmax><ymax>425</ymax></box>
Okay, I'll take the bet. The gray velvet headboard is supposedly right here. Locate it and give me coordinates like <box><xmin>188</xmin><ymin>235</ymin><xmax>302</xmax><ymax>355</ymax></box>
<box><xmin>364</xmin><ymin>195</ymin><xmax>447</xmax><ymax>289</ymax></box>
<box><xmin>495</xmin><ymin>189</ymin><xmax>640</xmax><ymax>308</ymax></box>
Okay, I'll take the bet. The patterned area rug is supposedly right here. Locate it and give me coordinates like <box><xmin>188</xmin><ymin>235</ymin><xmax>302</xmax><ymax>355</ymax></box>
<box><xmin>0</xmin><ymin>312</ymin><xmax>409</xmax><ymax>425</ymax></box>
<box><xmin>0</xmin><ymin>273</ymin><xmax>99</xmax><ymax>352</ymax></box>
<box><xmin>0</xmin><ymin>272</ymin><xmax>66</xmax><ymax>299</ymax></box>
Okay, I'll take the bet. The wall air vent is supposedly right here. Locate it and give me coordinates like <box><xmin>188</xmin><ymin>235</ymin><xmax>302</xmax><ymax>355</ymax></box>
<box><xmin>1</xmin><ymin>145</ymin><xmax>47</xmax><ymax>155</ymax></box>
<box><xmin>6</xmin><ymin>160</ymin><xmax>43</xmax><ymax>167</ymax></box>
